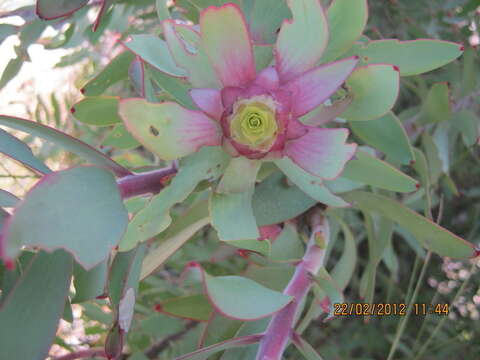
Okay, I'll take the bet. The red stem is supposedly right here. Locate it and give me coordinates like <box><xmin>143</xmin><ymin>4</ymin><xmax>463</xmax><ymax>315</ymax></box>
<box><xmin>116</xmin><ymin>166</ymin><xmax>177</xmax><ymax>199</ymax></box>
<box><xmin>255</xmin><ymin>214</ymin><xmax>330</xmax><ymax>360</ymax></box>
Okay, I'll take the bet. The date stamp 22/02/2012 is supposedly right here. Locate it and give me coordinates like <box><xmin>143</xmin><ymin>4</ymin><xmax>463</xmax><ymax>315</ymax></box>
<box><xmin>333</xmin><ymin>303</ymin><xmax>450</xmax><ymax>317</ymax></box>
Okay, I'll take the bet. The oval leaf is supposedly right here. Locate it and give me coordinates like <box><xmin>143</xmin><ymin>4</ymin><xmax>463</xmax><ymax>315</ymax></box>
<box><xmin>355</xmin><ymin>39</ymin><xmax>463</xmax><ymax>76</ymax></box>
<box><xmin>210</xmin><ymin>189</ymin><xmax>260</xmax><ymax>241</ymax></box>
<box><xmin>36</xmin><ymin>0</ymin><xmax>88</xmax><ymax>20</ymax></box>
<box><xmin>321</xmin><ymin>0</ymin><xmax>368</xmax><ymax>63</ymax></box>
<box><xmin>72</xmin><ymin>96</ymin><xmax>122</xmax><ymax>127</ymax></box>
<box><xmin>349</xmin><ymin>112</ymin><xmax>414</xmax><ymax>165</ymax></box>
<box><xmin>342</xmin><ymin>64</ymin><xmax>400</xmax><ymax>121</ymax></box>
<box><xmin>204</xmin><ymin>274</ymin><xmax>292</xmax><ymax>320</ymax></box>
<box><xmin>252</xmin><ymin>172</ymin><xmax>316</xmax><ymax>226</ymax></box>
<box><xmin>342</xmin><ymin>150</ymin><xmax>418</xmax><ymax>192</ymax></box>
<box><xmin>2</xmin><ymin>167</ymin><xmax>129</xmax><ymax>269</ymax></box>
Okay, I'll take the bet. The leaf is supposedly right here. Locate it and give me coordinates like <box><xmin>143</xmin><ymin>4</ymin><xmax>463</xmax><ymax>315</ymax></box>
<box><xmin>140</xmin><ymin>215</ymin><xmax>209</xmax><ymax>279</ymax></box>
<box><xmin>252</xmin><ymin>172</ymin><xmax>316</xmax><ymax>226</ymax></box>
<box><xmin>81</xmin><ymin>51</ymin><xmax>135</xmax><ymax>96</ymax></box>
<box><xmin>326</xmin><ymin>210</ymin><xmax>357</xmax><ymax>290</ymax></box>
<box><xmin>72</xmin><ymin>96</ymin><xmax>122</xmax><ymax>126</ymax></box>
<box><xmin>418</xmin><ymin>82</ymin><xmax>451</xmax><ymax>124</ymax></box>
<box><xmin>422</xmin><ymin>132</ymin><xmax>443</xmax><ymax>184</ymax></box>
<box><xmin>217</xmin><ymin>157</ymin><xmax>261</xmax><ymax>194</ymax></box>
<box><xmin>342</xmin><ymin>150</ymin><xmax>418</xmax><ymax>192</ymax></box>
<box><xmin>108</xmin><ymin>244</ymin><xmax>146</xmax><ymax>307</ymax></box>
<box><xmin>0</xmin><ymin>189</ymin><xmax>19</xmax><ymax>208</ymax></box>
<box><xmin>0</xmin><ymin>115</ymin><xmax>131</xmax><ymax>177</ymax></box>
<box><xmin>118</xmin><ymin>288</ymin><xmax>135</xmax><ymax>332</ymax></box>
<box><xmin>210</xmin><ymin>189</ymin><xmax>259</xmax><ymax>241</ymax></box>
<box><xmin>203</xmin><ymin>274</ymin><xmax>292</xmax><ymax>321</ymax></box>
<box><xmin>158</xmin><ymin>294</ymin><xmax>213</xmax><ymax>321</ymax></box>
<box><xmin>269</xmin><ymin>222</ymin><xmax>305</xmax><ymax>262</ymax></box>
<box><xmin>354</xmin><ymin>39</ymin><xmax>463</xmax><ymax>76</ymax></box>
<box><xmin>275</xmin><ymin>158</ymin><xmax>349</xmax><ymax>207</ymax></box>
<box><xmin>156</xmin><ymin>0</ymin><xmax>171</xmax><ymax>22</ymax></box>
<box><xmin>146</xmin><ymin>64</ymin><xmax>196</xmax><ymax>108</ymax></box>
<box><xmin>163</xmin><ymin>20</ymin><xmax>219</xmax><ymax>88</ymax></box>
<box><xmin>2</xmin><ymin>167</ymin><xmax>129</xmax><ymax>269</ymax></box>
<box><xmin>92</xmin><ymin>0</ymin><xmax>116</xmax><ymax>32</ymax></box>
<box><xmin>342</xmin><ymin>191</ymin><xmax>475</xmax><ymax>258</ymax></box>
<box><xmin>0</xmin><ymin>56</ymin><xmax>23</xmax><ymax>91</ymax></box>
<box><xmin>36</xmin><ymin>0</ymin><xmax>88</xmax><ymax>20</ymax></box>
<box><xmin>313</xmin><ymin>268</ymin><xmax>344</xmax><ymax>320</ymax></box>
<box><xmin>432</xmin><ymin>121</ymin><xmax>452</xmax><ymax>173</ymax></box>
<box><xmin>102</xmin><ymin>124</ymin><xmax>140</xmax><ymax>150</ymax></box>
<box><xmin>175</xmin><ymin>334</ymin><xmax>263</xmax><ymax>360</ymax></box>
<box><xmin>349</xmin><ymin>112</ymin><xmax>415</xmax><ymax>165</ymax></box>
<box><xmin>342</xmin><ymin>64</ymin><xmax>400</xmax><ymax>121</ymax></box>
<box><xmin>0</xmin><ymin>250</ymin><xmax>73</xmax><ymax>360</ymax></box>
<box><xmin>453</xmin><ymin>110</ymin><xmax>478</xmax><ymax>147</ymax></box>
<box><xmin>119</xmin><ymin>147</ymin><xmax>228</xmax><ymax>251</ymax></box>
<box><xmin>292</xmin><ymin>332</ymin><xmax>325</xmax><ymax>360</ymax></box>
<box><xmin>321</xmin><ymin>0</ymin><xmax>368</xmax><ymax>63</ymax></box>
<box><xmin>72</xmin><ymin>259</ymin><xmax>108</xmax><ymax>303</ymax></box>
<box><xmin>123</xmin><ymin>35</ymin><xmax>186</xmax><ymax>77</ymax></box>
<box><xmin>0</xmin><ymin>24</ymin><xmax>18</xmax><ymax>45</ymax></box>
<box><xmin>227</xmin><ymin>239</ymin><xmax>271</xmax><ymax>257</ymax></box>
<box><xmin>247</xmin><ymin>0</ymin><xmax>290</xmax><ymax>44</ymax></box>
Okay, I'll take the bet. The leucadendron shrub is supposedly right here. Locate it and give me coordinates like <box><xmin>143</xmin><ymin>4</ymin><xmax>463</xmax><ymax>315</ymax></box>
<box><xmin>0</xmin><ymin>0</ymin><xmax>478</xmax><ymax>359</ymax></box>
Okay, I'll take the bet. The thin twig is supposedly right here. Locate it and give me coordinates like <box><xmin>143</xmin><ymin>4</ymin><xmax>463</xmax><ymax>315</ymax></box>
<box><xmin>144</xmin><ymin>320</ymin><xmax>197</xmax><ymax>359</ymax></box>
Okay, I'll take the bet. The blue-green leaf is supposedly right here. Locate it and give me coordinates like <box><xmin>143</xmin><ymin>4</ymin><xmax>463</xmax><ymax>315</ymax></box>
<box><xmin>0</xmin><ymin>250</ymin><xmax>73</xmax><ymax>360</ymax></box>
<box><xmin>2</xmin><ymin>167</ymin><xmax>128</xmax><ymax>269</ymax></box>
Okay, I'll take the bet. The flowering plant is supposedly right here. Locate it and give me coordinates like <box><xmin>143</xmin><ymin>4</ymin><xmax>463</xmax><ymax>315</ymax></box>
<box><xmin>0</xmin><ymin>0</ymin><xmax>478</xmax><ymax>359</ymax></box>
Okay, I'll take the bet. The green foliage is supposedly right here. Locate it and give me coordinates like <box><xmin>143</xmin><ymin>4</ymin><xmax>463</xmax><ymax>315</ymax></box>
<box><xmin>1</xmin><ymin>0</ymin><xmax>479</xmax><ymax>359</ymax></box>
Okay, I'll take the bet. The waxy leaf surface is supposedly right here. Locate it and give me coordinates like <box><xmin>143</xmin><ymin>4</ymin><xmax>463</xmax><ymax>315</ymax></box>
<box><xmin>0</xmin><ymin>250</ymin><xmax>73</xmax><ymax>360</ymax></box>
<box><xmin>2</xmin><ymin>166</ymin><xmax>128</xmax><ymax>269</ymax></box>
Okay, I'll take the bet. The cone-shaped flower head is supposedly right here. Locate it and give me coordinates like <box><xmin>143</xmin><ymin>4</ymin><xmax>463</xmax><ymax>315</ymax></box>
<box><xmin>120</xmin><ymin>0</ymin><xmax>358</xmax><ymax>199</ymax></box>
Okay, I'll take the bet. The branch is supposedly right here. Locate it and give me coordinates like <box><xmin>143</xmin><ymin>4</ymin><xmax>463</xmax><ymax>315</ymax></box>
<box><xmin>117</xmin><ymin>165</ymin><xmax>177</xmax><ymax>199</ymax></box>
<box><xmin>255</xmin><ymin>211</ymin><xmax>330</xmax><ymax>360</ymax></box>
<box><xmin>144</xmin><ymin>320</ymin><xmax>197</xmax><ymax>359</ymax></box>
<box><xmin>53</xmin><ymin>348</ymin><xmax>107</xmax><ymax>360</ymax></box>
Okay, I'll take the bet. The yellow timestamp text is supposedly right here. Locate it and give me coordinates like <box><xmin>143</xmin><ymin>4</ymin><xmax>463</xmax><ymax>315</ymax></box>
<box><xmin>333</xmin><ymin>303</ymin><xmax>449</xmax><ymax>317</ymax></box>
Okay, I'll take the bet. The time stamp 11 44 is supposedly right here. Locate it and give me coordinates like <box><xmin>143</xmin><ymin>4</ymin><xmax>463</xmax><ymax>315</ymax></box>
<box><xmin>333</xmin><ymin>303</ymin><xmax>450</xmax><ymax>317</ymax></box>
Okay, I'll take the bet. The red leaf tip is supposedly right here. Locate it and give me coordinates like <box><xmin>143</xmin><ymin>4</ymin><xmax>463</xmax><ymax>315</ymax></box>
<box><xmin>4</xmin><ymin>258</ymin><xmax>15</xmax><ymax>271</ymax></box>
<box><xmin>415</xmin><ymin>183</ymin><xmax>421</xmax><ymax>189</ymax></box>
<box><xmin>237</xmin><ymin>249</ymin><xmax>250</xmax><ymax>259</ymax></box>
<box><xmin>393</xmin><ymin>65</ymin><xmax>400</xmax><ymax>72</ymax></box>
<box><xmin>70</xmin><ymin>107</ymin><xmax>76</xmax><ymax>114</ymax></box>
<box><xmin>353</xmin><ymin>55</ymin><xmax>360</xmax><ymax>60</ymax></box>
<box><xmin>186</xmin><ymin>261</ymin><xmax>200</xmax><ymax>268</ymax></box>
<box><xmin>459</xmin><ymin>45</ymin><xmax>465</xmax><ymax>52</ymax></box>
<box><xmin>154</xmin><ymin>304</ymin><xmax>163</xmax><ymax>312</ymax></box>
<box><xmin>96</xmin><ymin>294</ymin><xmax>108</xmax><ymax>300</ymax></box>
<box><xmin>80</xmin><ymin>88</ymin><xmax>85</xmax><ymax>95</ymax></box>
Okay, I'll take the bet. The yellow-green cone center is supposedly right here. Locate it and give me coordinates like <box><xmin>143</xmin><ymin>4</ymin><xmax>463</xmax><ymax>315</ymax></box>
<box><xmin>229</xmin><ymin>96</ymin><xmax>278</xmax><ymax>150</ymax></box>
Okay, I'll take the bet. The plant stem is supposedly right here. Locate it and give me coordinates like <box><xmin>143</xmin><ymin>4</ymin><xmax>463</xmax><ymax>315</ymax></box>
<box><xmin>117</xmin><ymin>166</ymin><xmax>177</xmax><ymax>199</ymax></box>
<box><xmin>255</xmin><ymin>212</ymin><xmax>330</xmax><ymax>360</ymax></box>
<box><xmin>144</xmin><ymin>320</ymin><xmax>197</xmax><ymax>359</ymax></box>
<box><xmin>386</xmin><ymin>251</ymin><xmax>432</xmax><ymax>360</ymax></box>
